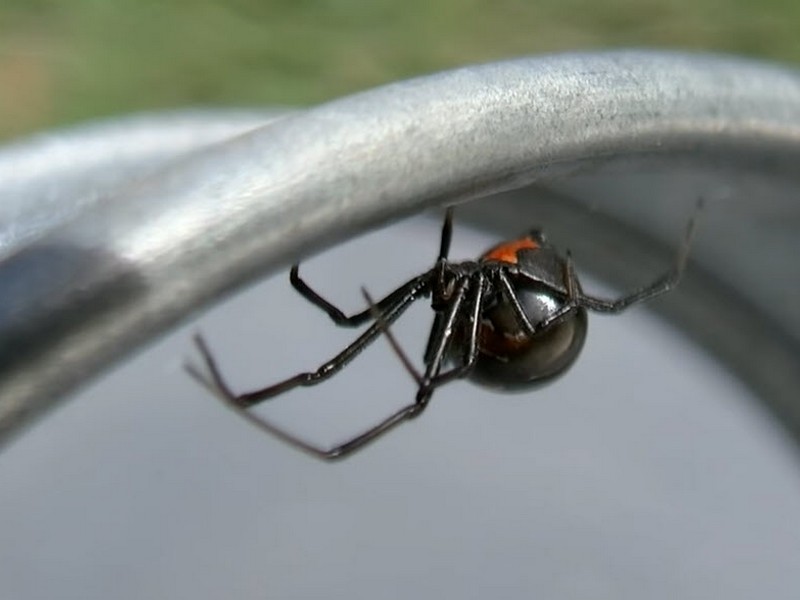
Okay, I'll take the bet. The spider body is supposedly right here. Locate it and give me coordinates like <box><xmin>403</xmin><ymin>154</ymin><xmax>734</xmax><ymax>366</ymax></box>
<box><xmin>434</xmin><ymin>233</ymin><xmax>588</xmax><ymax>392</ymax></box>
<box><xmin>189</xmin><ymin>204</ymin><xmax>699</xmax><ymax>460</ymax></box>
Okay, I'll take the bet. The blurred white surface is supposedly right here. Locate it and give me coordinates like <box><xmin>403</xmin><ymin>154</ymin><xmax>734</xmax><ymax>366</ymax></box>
<box><xmin>2</xmin><ymin>215</ymin><xmax>799</xmax><ymax>600</ymax></box>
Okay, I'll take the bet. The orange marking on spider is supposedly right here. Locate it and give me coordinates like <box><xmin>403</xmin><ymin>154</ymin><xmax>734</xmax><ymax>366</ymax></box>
<box><xmin>481</xmin><ymin>236</ymin><xmax>540</xmax><ymax>264</ymax></box>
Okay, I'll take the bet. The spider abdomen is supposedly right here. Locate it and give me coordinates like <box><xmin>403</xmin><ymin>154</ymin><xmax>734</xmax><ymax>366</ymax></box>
<box><xmin>468</xmin><ymin>285</ymin><xmax>588</xmax><ymax>392</ymax></box>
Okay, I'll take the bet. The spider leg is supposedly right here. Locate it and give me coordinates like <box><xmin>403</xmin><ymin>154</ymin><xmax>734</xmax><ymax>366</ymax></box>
<box><xmin>422</xmin><ymin>311</ymin><xmax>447</xmax><ymax>367</ymax></box>
<box><xmin>288</xmin><ymin>206</ymin><xmax>454</xmax><ymax>327</ymax></box>
<box><xmin>423</xmin><ymin>272</ymin><xmax>487</xmax><ymax>390</ymax></box>
<box><xmin>264</xmin><ymin>284</ymin><xmax>464</xmax><ymax>461</ymax></box>
<box><xmin>187</xmin><ymin>281</ymin><xmax>433</xmax><ymax>461</ymax></box>
<box><xmin>366</xmin><ymin>276</ymin><xmax>473</xmax><ymax>408</ymax></box>
<box><xmin>187</xmin><ymin>274</ymin><xmax>432</xmax><ymax>408</ymax></box>
<box><xmin>576</xmin><ymin>198</ymin><xmax>702</xmax><ymax>313</ymax></box>
<box><xmin>577</xmin><ymin>271</ymin><xmax>677</xmax><ymax>313</ymax></box>
<box><xmin>498</xmin><ymin>197</ymin><xmax>702</xmax><ymax>329</ymax></box>
<box><xmin>495</xmin><ymin>268</ymin><xmax>539</xmax><ymax>335</ymax></box>
<box><xmin>189</xmin><ymin>365</ymin><xmax>424</xmax><ymax>460</ymax></box>
<box><xmin>438</xmin><ymin>206</ymin><xmax>455</xmax><ymax>261</ymax></box>
<box><xmin>415</xmin><ymin>277</ymin><xmax>471</xmax><ymax>403</ymax></box>
<box><xmin>361</xmin><ymin>288</ymin><xmax>424</xmax><ymax>386</ymax></box>
<box><xmin>325</xmin><ymin>277</ymin><xmax>482</xmax><ymax>459</ymax></box>
<box><xmin>527</xmin><ymin>250</ymin><xmax>584</xmax><ymax>331</ymax></box>
<box><xmin>290</xmin><ymin>267</ymin><xmax>430</xmax><ymax>327</ymax></box>
<box><xmin>317</xmin><ymin>403</ymin><xmax>432</xmax><ymax>459</ymax></box>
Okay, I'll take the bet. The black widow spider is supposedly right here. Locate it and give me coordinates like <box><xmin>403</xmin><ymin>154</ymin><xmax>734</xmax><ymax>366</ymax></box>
<box><xmin>188</xmin><ymin>202</ymin><xmax>701</xmax><ymax>460</ymax></box>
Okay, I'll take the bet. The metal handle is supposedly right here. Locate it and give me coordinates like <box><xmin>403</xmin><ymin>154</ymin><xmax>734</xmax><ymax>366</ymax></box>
<box><xmin>2</xmin><ymin>50</ymin><xmax>799</xmax><ymax>449</ymax></box>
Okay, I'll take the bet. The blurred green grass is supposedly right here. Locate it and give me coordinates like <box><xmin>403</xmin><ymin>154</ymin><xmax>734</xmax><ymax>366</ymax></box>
<box><xmin>1</xmin><ymin>0</ymin><xmax>799</xmax><ymax>140</ymax></box>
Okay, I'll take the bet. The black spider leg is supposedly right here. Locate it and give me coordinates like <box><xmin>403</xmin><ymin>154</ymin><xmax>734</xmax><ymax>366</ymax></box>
<box><xmin>185</xmin><ymin>208</ymin><xmax>459</xmax><ymax>460</ymax></box>
<box><xmin>358</xmin><ymin>275</ymin><xmax>472</xmax><ymax>414</ymax></box>
<box><xmin>289</xmin><ymin>266</ymin><xmax>426</xmax><ymax>327</ymax></box>
<box><xmin>190</xmin><ymin>333</ymin><xmax>431</xmax><ymax>460</ymax></box>
<box><xmin>369</xmin><ymin>271</ymin><xmax>487</xmax><ymax>406</ymax></box>
<box><xmin>412</xmin><ymin>276</ymin><xmax>472</xmax><ymax>404</ymax></box>
<box><xmin>490</xmin><ymin>263</ymin><xmax>584</xmax><ymax>337</ymax></box>
<box><xmin>421</xmin><ymin>271</ymin><xmax>487</xmax><ymax>392</ymax></box>
<box><xmin>186</xmin><ymin>273</ymin><xmax>433</xmax><ymax>460</ymax></box>
<box><xmin>438</xmin><ymin>206</ymin><xmax>455</xmax><ymax>261</ymax></box>
<box><xmin>422</xmin><ymin>206</ymin><xmax>456</xmax><ymax>369</ymax></box>
<box><xmin>493</xmin><ymin>266</ymin><xmax>539</xmax><ymax>333</ymax></box>
<box><xmin>287</xmin><ymin>206</ymin><xmax>454</xmax><ymax>327</ymax></box>
<box><xmin>422</xmin><ymin>312</ymin><xmax>447</xmax><ymax>368</ymax></box>
<box><xmin>496</xmin><ymin>198</ymin><xmax>703</xmax><ymax>333</ymax></box>
<box><xmin>250</xmin><ymin>274</ymin><xmax>472</xmax><ymax>460</ymax></box>
<box><xmin>274</xmin><ymin>287</ymin><xmax>449</xmax><ymax>459</ymax></box>
<box><xmin>188</xmin><ymin>272</ymin><xmax>432</xmax><ymax>407</ymax></box>
<box><xmin>571</xmin><ymin>198</ymin><xmax>702</xmax><ymax>314</ymax></box>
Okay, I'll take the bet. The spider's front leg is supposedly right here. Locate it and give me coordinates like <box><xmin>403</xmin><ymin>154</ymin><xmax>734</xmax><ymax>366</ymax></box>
<box><xmin>187</xmin><ymin>274</ymin><xmax>432</xmax><ymax>408</ymax></box>
<box><xmin>575</xmin><ymin>198</ymin><xmax>702</xmax><ymax>314</ymax></box>
<box><xmin>291</xmin><ymin>267</ymin><xmax>431</xmax><ymax>327</ymax></box>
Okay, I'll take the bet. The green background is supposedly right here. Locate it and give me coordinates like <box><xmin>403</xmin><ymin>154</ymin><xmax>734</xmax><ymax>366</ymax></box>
<box><xmin>1</xmin><ymin>0</ymin><xmax>798</xmax><ymax>141</ymax></box>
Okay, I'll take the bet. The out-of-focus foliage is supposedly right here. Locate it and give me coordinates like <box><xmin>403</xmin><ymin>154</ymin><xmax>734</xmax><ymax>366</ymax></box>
<box><xmin>1</xmin><ymin>0</ymin><xmax>798</xmax><ymax>140</ymax></box>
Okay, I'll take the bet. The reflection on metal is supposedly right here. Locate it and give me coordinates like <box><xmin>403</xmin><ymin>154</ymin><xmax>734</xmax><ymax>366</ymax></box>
<box><xmin>1</xmin><ymin>50</ymin><xmax>799</xmax><ymax>449</ymax></box>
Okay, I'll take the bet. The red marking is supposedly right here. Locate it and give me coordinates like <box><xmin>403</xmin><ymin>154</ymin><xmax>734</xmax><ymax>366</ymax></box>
<box><xmin>478</xmin><ymin>321</ymin><xmax>532</xmax><ymax>359</ymax></box>
<box><xmin>481</xmin><ymin>236</ymin><xmax>539</xmax><ymax>264</ymax></box>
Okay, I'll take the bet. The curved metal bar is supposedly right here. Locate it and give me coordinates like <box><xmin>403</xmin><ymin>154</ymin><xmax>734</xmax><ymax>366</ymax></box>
<box><xmin>0</xmin><ymin>109</ymin><xmax>290</xmax><ymax>257</ymax></box>
<box><xmin>1</xmin><ymin>50</ymin><xmax>800</xmax><ymax>447</ymax></box>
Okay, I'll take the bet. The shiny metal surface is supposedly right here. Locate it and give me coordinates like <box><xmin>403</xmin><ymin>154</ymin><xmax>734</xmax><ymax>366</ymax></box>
<box><xmin>1</xmin><ymin>50</ymin><xmax>799</xmax><ymax>447</ymax></box>
<box><xmin>0</xmin><ymin>109</ymin><xmax>288</xmax><ymax>256</ymax></box>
